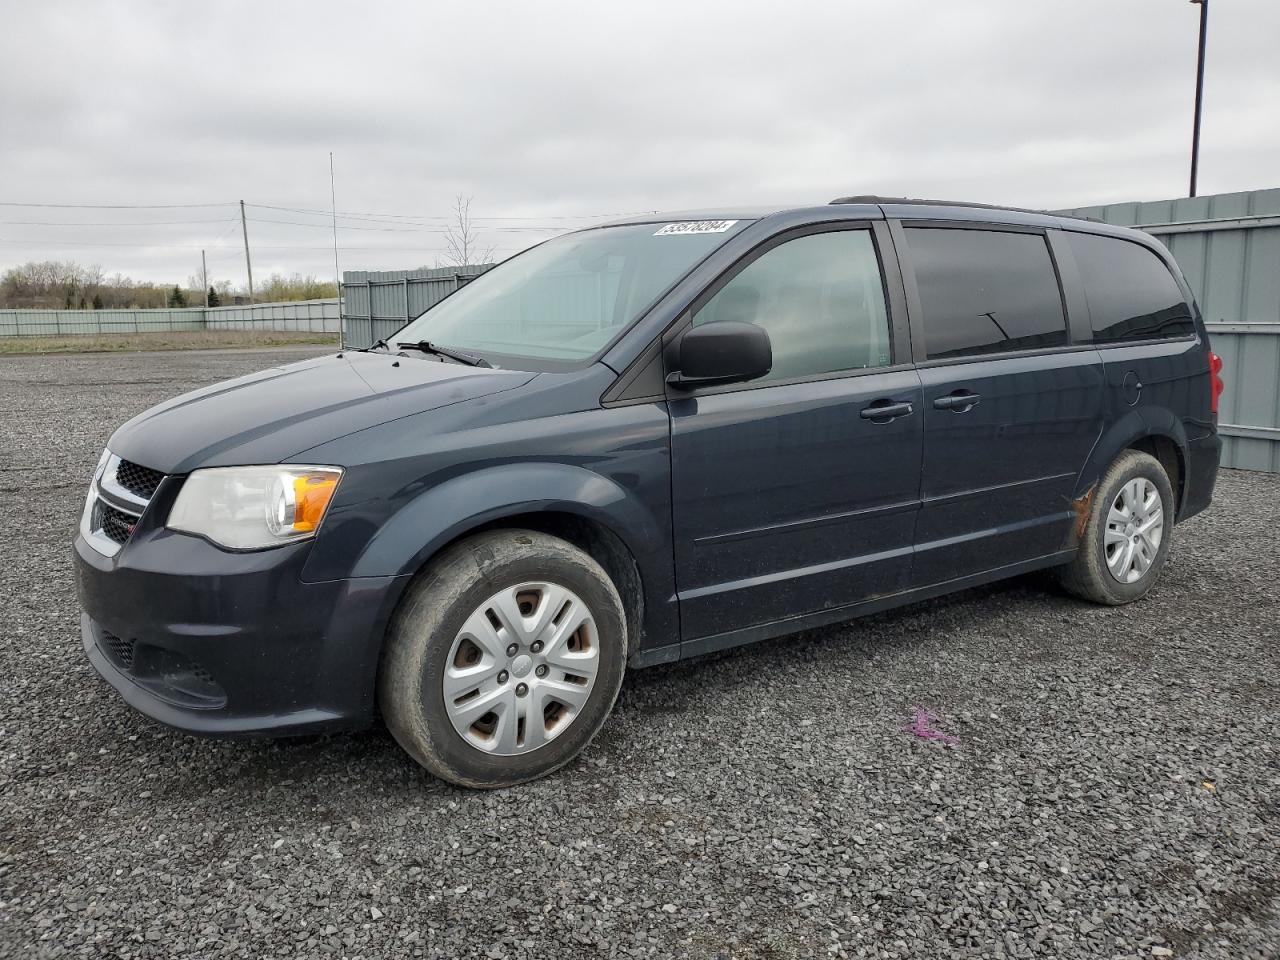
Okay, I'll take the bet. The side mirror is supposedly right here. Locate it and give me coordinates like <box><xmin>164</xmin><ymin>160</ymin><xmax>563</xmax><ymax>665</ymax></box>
<box><xmin>667</xmin><ymin>321</ymin><xmax>772</xmax><ymax>389</ymax></box>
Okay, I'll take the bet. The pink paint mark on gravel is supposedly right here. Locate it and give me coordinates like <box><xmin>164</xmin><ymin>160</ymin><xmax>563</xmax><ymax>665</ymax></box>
<box><xmin>903</xmin><ymin>706</ymin><xmax>959</xmax><ymax>746</ymax></box>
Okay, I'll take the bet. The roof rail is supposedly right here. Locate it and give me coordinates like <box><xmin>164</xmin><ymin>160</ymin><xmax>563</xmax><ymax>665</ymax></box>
<box><xmin>824</xmin><ymin>195</ymin><xmax>1105</xmax><ymax>225</ymax></box>
<box><xmin>828</xmin><ymin>195</ymin><xmax>1070</xmax><ymax>219</ymax></box>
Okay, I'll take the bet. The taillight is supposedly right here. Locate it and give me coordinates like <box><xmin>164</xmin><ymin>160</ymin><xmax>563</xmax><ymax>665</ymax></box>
<box><xmin>1209</xmin><ymin>351</ymin><xmax>1224</xmax><ymax>419</ymax></box>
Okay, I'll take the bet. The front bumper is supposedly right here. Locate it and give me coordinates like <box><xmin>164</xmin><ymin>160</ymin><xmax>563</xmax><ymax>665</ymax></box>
<box><xmin>75</xmin><ymin>529</ymin><xmax>404</xmax><ymax>737</ymax></box>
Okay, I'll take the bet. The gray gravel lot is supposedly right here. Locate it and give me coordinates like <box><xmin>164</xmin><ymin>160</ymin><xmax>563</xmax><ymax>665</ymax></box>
<box><xmin>1</xmin><ymin>348</ymin><xmax>1277</xmax><ymax>959</ymax></box>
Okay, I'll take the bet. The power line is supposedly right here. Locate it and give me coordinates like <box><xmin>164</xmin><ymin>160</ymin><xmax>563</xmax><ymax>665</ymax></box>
<box><xmin>244</xmin><ymin>202</ymin><xmax>652</xmax><ymax>223</ymax></box>
<box><xmin>0</xmin><ymin>217</ymin><xmax>240</xmax><ymax>227</ymax></box>
<box><xmin>209</xmin><ymin>218</ymin><xmax>243</xmax><ymax>245</ymax></box>
<box><xmin>0</xmin><ymin>237</ymin><xmax>243</xmax><ymax>248</ymax></box>
<box><xmin>0</xmin><ymin>201</ymin><xmax>236</xmax><ymax>209</ymax></box>
<box><xmin>0</xmin><ymin>213</ymin><xmax>572</xmax><ymax>234</ymax></box>
<box><xmin>0</xmin><ymin>198</ymin><xmax>648</xmax><ymax>221</ymax></box>
<box><xmin>0</xmin><ymin>191</ymin><xmax>613</xmax><ymax>276</ymax></box>
<box><xmin>0</xmin><ymin>237</ymin><xmax>475</xmax><ymax>253</ymax></box>
<box><xmin>0</xmin><ymin>197</ymin><xmax>657</xmax><ymax>222</ymax></box>
<box><xmin>247</xmin><ymin>215</ymin><xmax>567</xmax><ymax>234</ymax></box>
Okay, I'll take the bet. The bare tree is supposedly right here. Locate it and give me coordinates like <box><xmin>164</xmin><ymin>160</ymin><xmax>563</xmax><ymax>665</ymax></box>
<box><xmin>0</xmin><ymin>260</ymin><xmax>103</xmax><ymax>308</ymax></box>
<box><xmin>0</xmin><ymin>261</ymin><xmax>185</xmax><ymax>309</ymax></box>
<box><xmin>439</xmin><ymin>195</ymin><xmax>495</xmax><ymax>269</ymax></box>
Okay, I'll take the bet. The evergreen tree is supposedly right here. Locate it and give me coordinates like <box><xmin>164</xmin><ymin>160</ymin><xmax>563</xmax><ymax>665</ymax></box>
<box><xmin>92</xmin><ymin>293</ymin><xmax>104</xmax><ymax>310</ymax></box>
<box><xmin>207</xmin><ymin>286</ymin><xmax>221</xmax><ymax>307</ymax></box>
<box><xmin>167</xmin><ymin>285</ymin><xmax>188</xmax><ymax>308</ymax></box>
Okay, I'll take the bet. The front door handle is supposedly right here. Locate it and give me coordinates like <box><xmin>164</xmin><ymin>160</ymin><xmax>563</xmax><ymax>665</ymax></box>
<box><xmin>933</xmin><ymin>391</ymin><xmax>982</xmax><ymax>412</ymax></box>
<box><xmin>860</xmin><ymin>399</ymin><xmax>915</xmax><ymax>422</ymax></box>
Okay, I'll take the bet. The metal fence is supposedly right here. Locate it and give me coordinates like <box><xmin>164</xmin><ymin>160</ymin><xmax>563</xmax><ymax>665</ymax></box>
<box><xmin>1056</xmin><ymin>188</ymin><xmax>1280</xmax><ymax>472</ymax></box>
<box><xmin>0</xmin><ymin>298</ymin><xmax>341</xmax><ymax>338</ymax></box>
<box><xmin>340</xmin><ymin>266</ymin><xmax>492</xmax><ymax>348</ymax></box>
<box><xmin>203</xmin><ymin>299</ymin><xmax>341</xmax><ymax>332</ymax></box>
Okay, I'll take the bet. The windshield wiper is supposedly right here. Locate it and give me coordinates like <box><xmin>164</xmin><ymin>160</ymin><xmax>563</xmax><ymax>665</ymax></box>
<box><xmin>395</xmin><ymin>340</ymin><xmax>492</xmax><ymax>368</ymax></box>
<box><xmin>358</xmin><ymin>338</ymin><xmax>390</xmax><ymax>352</ymax></box>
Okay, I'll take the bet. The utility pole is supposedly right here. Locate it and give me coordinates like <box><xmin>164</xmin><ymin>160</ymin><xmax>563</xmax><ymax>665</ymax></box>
<box><xmin>201</xmin><ymin>249</ymin><xmax>209</xmax><ymax>308</ymax></box>
<box><xmin>1188</xmin><ymin>0</ymin><xmax>1209</xmax><ymax>197</ymax></box>
<box><xmin>239</xmin><ymin>199</ymin><xmax>255</xmax><ymax>303</ymax></box>
<box><xmin>329</xmin><ymin>152</ymin><xmax>341</xmax><ymax>303</ymax></box>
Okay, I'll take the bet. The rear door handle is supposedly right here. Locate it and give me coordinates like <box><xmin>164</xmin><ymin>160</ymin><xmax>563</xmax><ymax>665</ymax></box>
<box><xmin>860</xmin><ymin>399</ymin><xmax>915</xmax><ymax>421</ymax></box>
<box><xmin>933</xmin><ymin>391</ymin><xmax>982</xmax><ymax>412</ymax></box>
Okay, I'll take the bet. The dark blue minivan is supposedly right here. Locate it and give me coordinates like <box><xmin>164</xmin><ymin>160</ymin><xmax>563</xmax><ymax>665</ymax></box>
<box><xmin>75</xmin><ymin>198</ymin><xmax>1223</xmax><ymax>787</ymax></box>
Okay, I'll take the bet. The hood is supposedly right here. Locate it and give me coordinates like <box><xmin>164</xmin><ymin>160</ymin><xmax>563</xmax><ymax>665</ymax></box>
<box><xmin>107</xmin><ymin>351</ymin><xmax>537</xmax><ymax>474</ymax></box>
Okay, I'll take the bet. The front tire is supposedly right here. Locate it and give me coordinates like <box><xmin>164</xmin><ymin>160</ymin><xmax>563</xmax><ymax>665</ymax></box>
<box><xmin>1058</xmin><ymin>450</ymin><xmax>1175</xmax><ymax>605</ymax></box>
<box><xmin>378</xmin><ymin>529</ymin><xmax>627</xmax><ymax>788</ymax></box>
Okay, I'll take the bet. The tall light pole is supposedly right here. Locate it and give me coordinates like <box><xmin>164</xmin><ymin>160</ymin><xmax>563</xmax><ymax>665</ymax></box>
<box><xmin>1188</xmin><ymin>0</ymin><xmax>1209</xmax><ymax>198</ymax></box>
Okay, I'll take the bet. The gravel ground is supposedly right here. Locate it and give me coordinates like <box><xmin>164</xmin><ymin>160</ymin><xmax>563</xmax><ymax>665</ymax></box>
<box><xmin>1</xmin><ymin>348</ymin><xmax>1276</xmax><ymax>960</ymax></box>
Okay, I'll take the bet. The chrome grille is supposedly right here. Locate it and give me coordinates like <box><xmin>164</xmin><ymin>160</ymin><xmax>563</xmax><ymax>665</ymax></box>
<box><xmin>81</xmin><ymin>452</ymin><xmax>166</xmax><ymax>557</ymax></box>
<box><xmin>115</xmin><ymin>460</ymin><xmax>164</xmax><ymax>500</ymax></box>
<box><xmin>98</xmin><ymin>502</ymin><xmax>138</xmax><ymax>545</ymax></box>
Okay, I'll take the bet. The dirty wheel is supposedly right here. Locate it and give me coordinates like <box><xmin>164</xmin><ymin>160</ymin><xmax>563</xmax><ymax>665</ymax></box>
<box><xmin>378</xmin><ymin>529</ymin><xmax>627</xmax><ymax>788</ymax></box>
<box><xmin>1058</xmin><ymin>450</ymin><xmax>1174</xmax><ymax>605</ymax></box>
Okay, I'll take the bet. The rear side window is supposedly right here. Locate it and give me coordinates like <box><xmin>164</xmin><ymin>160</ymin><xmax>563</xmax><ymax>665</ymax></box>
<box><xmin>692</xmin><ymin>229</ymin><xmax>892</xmax><ymax>382</ymax></box>
<box><xmin>905</xmin><ymin>228</ymin><xmax>1067</xmax><ymax>359</ymax></box>
<box><xmin>1066</xmin><ymin>232</ymin><xmax>1195</xmax><ymax>343</ymax></box>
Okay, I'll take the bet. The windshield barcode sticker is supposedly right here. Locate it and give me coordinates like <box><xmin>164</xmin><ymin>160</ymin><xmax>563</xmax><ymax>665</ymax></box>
<box><xmin>654</xmin><ymin>220</ymin><xmax>738</xmax><ymax>236</ymax></box>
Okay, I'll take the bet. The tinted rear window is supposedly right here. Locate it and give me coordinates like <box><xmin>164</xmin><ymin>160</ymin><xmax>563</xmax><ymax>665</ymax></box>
<box><xmin>905</xmin><ymin>228</ymin><xmax>1067</xmax><ymax>359</ymax></box>
<box><xmin>1066</xmin><ymin>232</ymin><xmax>1195</xmax><ymax>343</ymax></box>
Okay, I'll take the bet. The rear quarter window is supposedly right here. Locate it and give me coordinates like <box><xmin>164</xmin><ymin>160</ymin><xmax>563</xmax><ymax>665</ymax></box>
<box><xmin>1066</xmin><ymin>232</ymin><xmax>1195</xmax><ymax>343</ymax></box>
<box><xmin>905</xmin><ymin>227</ymin><xmax>1068</xmax><ymax>360</ymax></box>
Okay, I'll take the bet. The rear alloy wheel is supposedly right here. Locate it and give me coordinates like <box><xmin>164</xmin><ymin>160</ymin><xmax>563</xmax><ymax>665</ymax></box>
<box><xmin>1103</xmin><ymin>477</ymin><xmax>1164</xmax><ymax>584</ymax></box>
<box><xmin>1058</xmin><ymin>449</ymin><xmax>1175</xmax><ymax>605</ymax></box>
<box><xmin>379</xmin><ymin>530</ymin><xmax>626</xmax><ymax>788</ymax></box>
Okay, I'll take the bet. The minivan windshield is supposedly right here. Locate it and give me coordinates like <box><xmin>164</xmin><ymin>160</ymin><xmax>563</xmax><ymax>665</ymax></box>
<box><xmin>393</xmin><ymin>220</ymin><xmax>749</xmax><ymax>366</ymax></box>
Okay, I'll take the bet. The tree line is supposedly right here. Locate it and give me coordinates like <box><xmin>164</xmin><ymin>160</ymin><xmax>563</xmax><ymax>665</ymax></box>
<box><xmin>0</xmin><ymin>261</ymin><xmax>338</xmax><ymax>310</ymax></box>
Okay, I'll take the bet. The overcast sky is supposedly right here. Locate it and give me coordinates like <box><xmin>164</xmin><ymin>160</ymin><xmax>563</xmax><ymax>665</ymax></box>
<box><xmin>1</xmin><ymin>0</ymin><xmax>1277</xmax><ymax>285</ymax></box>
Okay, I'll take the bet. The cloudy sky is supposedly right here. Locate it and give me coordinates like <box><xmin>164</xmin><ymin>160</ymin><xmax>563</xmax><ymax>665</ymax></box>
<box><xmin>1</xmin><ymin>0</ymin><xmax>1277</xmax><ymax>285</ymax></box>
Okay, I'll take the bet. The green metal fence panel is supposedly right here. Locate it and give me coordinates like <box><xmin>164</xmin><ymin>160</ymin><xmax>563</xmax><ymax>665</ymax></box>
<box><xmin>1058</xmin><ymin>189</ymin><xmax>1280</xmax><ymax>472</ymax></box>
<box><xmin>203</xmin><ymin>298</ymin><xmax>341</xmax><ymax>333</ymax></box>
<box><xmin>340</xmin><ymin>266</ymin><xmax>493</xmax><ymax>348</ymax></box>
<box><xmin>0</xmin><ymin>307</ymin><xmax>204</xmax><ymax>335</ymax></box>
<box><xmin>0</xmin><ymin>299</ymin><xmax>341</xmax><ymax>338</ymax></box>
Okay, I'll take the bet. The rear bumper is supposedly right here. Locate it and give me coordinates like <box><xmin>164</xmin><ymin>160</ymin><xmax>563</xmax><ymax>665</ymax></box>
<box><xmin>1180</xmin><ymin>429</ymin><xmax>1222</xmax><ymax>522</ymax></box>
<box><xmin>75</xmin><ymin>530</ymin><xmax>404</xmax><ymax>737</ymax></box>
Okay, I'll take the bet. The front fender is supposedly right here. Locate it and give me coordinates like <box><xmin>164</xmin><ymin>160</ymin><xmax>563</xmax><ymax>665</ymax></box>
<box><xmin>347</xmin><ymin>462</ymin><xmax>663</xmax><ymax>581</ymax></box>
<box><xmin>305</xmin><ymin>457</ymin><xmax>680</xmax><ymax>656</ymax></box>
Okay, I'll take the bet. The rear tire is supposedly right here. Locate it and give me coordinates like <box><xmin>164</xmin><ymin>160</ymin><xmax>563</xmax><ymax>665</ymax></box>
<box><xmin>1058</xmin><ymin>450</ymin><xmax>1175</xmax><ymax>605</ymax></box>
<box><xmin>378</xmin><ymin>529</ymin><xmax>627</xmax><ymax>788</ymax></box>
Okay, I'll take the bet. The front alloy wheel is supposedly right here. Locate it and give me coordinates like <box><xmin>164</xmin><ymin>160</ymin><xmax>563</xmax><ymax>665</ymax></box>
<box><xmin>379</xmin><ymin>530</ymin><xmax>627</xmax><ymax>788</ymax></box>
<box><xmin>444</xmin><ymin>582</ymin><xmax>600</xmax><ymax>755</ymax></box>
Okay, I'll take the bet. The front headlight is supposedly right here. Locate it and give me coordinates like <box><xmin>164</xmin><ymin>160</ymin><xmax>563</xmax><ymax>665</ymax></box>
<box><xmin>167</xmin><ymin>465</ymin><xmax>343</xmax><ymax>550</ymax></box>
